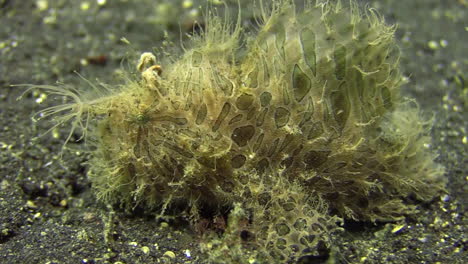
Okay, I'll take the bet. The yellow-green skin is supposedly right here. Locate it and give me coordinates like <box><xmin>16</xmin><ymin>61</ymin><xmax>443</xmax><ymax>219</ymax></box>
<box><xmin>50</xmin><ymin>0</ymin><xmax>444</xmax><ymax>262</ymax></box>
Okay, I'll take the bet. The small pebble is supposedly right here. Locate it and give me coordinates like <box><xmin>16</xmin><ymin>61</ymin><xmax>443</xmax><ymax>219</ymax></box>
<box><xmin>163</xmin><ymin>250</ymin><xmax>176</xmax><ymax>259</ymax></box>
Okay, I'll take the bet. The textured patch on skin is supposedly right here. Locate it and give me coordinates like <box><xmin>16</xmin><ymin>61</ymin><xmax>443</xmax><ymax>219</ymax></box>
<box><xmin>26</xmin><ymin>0</ymin><xmax>446</xmax><ymax>262</ymax></box>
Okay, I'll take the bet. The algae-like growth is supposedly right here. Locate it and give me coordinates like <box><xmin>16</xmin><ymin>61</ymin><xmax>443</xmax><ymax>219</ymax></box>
<box><xmin>21</xmin><ymin>0</ymin><xmax>446</xmax><ymax>262</ymax></box>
